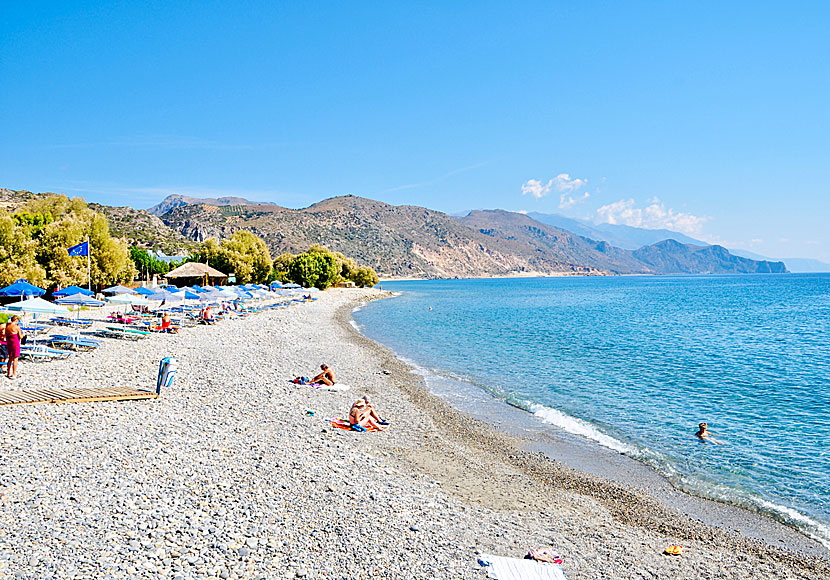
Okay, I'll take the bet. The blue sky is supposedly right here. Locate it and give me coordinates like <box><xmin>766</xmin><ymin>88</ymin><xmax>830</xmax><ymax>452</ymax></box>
<box><xmin>2</xmin><ymin>1</ymin><xmax>828</xmax><ymax>261</ymax></box>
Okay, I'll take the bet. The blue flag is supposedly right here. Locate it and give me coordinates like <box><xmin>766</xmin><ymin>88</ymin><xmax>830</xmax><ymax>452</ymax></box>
<box><xmin>67</xmin><ymin>241</ymin><xmax>89</xmax><ymax>256</ymax></box>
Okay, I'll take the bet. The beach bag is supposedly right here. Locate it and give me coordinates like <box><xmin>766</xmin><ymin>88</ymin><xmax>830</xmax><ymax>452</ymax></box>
<box><xmin>20</xmin><ymin>334</ymin><xmax>27</xmax><ymax>345</ymax></box>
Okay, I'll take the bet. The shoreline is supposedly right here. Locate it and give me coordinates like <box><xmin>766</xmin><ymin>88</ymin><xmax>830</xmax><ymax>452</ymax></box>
<box><xmin>0</xmin><ymin>288</ymin><xmax>826</xmax><ymax>578</ymax></box>
<box><xmin>342</xmin><ymin>291</ymin><xmax>830</xmax><ymax>567</ymax></box>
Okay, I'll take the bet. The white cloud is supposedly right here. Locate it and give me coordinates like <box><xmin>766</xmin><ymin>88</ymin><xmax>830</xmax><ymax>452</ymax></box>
<box><xmin>595</xmin><ymin>198</ymin><xmax>707</xmax><ymax>234</ymax></box>
<box><xmin>521</xmin><ymin>179</ymin><xmax>552</xmax><ymax>199</ymax></box>
<box><xmin>559</xmin><ymin>191</ymin><xmax>590</xmax><ymax>209</ymax></box>
<box><xmin>521</xmin><ymin>173</ymin><xmax>588</xmax><ymax>201</ymax></box>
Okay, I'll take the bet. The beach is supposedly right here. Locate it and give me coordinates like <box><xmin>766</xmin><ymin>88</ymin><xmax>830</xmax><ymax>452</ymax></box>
<box><xmin>0</xmin><ymin>288</ymin><xmax>827</xmax><ymax>580</ymax></box>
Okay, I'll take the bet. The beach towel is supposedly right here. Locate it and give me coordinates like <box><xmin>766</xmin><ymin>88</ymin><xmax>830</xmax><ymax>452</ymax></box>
<box><xmin>316</xmin><ymin>383</ymin><xmax>350</xmax><ymax>391</ymax></box>
<box><xmin>326</xmin><ymin>418</ymin><xmax>381</xmax><ymax>432</ymax></box>
<box><xmin>478</xmin><ymin>554</ymin><xmax>566</xmax><ymax>580</ymax></box>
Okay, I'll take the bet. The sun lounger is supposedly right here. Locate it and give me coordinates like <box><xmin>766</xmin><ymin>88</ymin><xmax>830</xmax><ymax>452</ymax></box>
<box><xmin>48</xmin><ymin>335</ymin><xmax>102</xmax><ymax>351</ymax></box>
<box><xmin>97</xmin><ymin>326</ymin><xmax>151</xmax><ymax>340</ymax></box>
<box><xmin>20</xmin><ymin>344</ymin><xmax>73</xmax><ymax>361</ymax></box>
<box><xmin>50</xmin><ymin>317</ymin><xmax>93</xmax><ymax>328</ymax></box>
<box><xmin>20</xmin><ymin>324</ymin><xmax>50</xmax><ymax>335</ymax></box>
<box><xmin>478</xmin><ymin>555</ymin><xmax>566</xmax><ymax>580</ymax></box>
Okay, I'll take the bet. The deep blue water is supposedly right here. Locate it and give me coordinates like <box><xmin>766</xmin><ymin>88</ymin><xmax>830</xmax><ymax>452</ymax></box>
<box><xmin>353</xmin><ymin>274</ymin><xmax>830</xmax><ymax>547</ymax></box>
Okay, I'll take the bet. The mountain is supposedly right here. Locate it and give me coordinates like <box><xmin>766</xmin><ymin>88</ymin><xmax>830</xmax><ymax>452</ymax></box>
<box><xmin>729</xmin><ymin>249</ymin><xmax>830</xmax><ymax>273</ymax></box>
<box><xmin>156</xmin><ymin>195</ymin><xmax>786</xmax><ymax>277</ymax></box>
<box><xmin>147</xmin><ymin>194</ymin><xmax>278</xmax><ymax>216</ymax></box>
<box><xmin>159</xmin><ymin>195</ymin><xmax>588</xmax><ymax>278</ymax></box>
<box><xmin>525</xmin><ymin>211</ymin><xmax>707</xmax><ymax>249</ymax></box>
<box><xmin>1</xmin><ymin>189</ymin><xmax>789</xmax><ymax>278</ymax></box>
<box><xmin>0</xmin><ymin>188</ymin><xmax>37</xmax><ymax>210</ymax></box>
<box><xmin>456</xmin><ymin>210</ymin><xmax>787</xmax><ymax>275</ymax></box>
<box><xmin>88</xmin><ymin>203</ymin><xmax>194</xmax><ymax>255</ymax></box>
<box><xmin>632</xmin><ymin>240</ymin><xmax>786</xmax><ymax>274</ymax></box>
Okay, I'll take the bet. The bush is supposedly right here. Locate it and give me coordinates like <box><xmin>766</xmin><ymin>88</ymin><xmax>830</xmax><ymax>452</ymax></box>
<box><xmin>287</xmin><ymin>252</ymin><xmax>338</xmax><ymax>289</ymax></box>
<box><xmin>350</xmin><ymin>265</ymin><xmax>379</xmax><ymax>287</ymax></box>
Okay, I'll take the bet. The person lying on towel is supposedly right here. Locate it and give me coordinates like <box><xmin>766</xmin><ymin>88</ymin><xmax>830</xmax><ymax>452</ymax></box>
<box><xmin>349</xmin><ymin>397</ymin><xmax>388</xmax><ymax>431</ymax></box>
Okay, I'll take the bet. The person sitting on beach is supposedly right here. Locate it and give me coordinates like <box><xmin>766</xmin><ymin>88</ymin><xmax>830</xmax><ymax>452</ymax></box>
<box><xmin>312</xmin><ymin>364</ymin><xmax>336</xmax><ymax>386</ymax></box>
<box><xmin>158</xmin><ymin>313</ymin><xmax>178</xmax><ymax>334</ymax></box>
<box><xmin>201</xmin><ymin>306</ymin><xmax>215</xmax><ymax>324</ymax></box>
<box><xmin>348</xmin><ymin>398</ymin><xmax>388</xmax><ymax>431</ymax></box>
<box><xmin>361</xmin><ymin>396</ymin><xmax>389</xmax><ymax>426</ymax></box>
<box><xmin>695</xmin><ymin>422</ymin><xmax>724</xmax><ymax>445</ymax></box>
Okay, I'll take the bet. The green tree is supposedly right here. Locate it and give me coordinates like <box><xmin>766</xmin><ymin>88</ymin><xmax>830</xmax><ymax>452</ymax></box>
<box><xmin>0</xmin><ymin>214</ymin><xmax>47</xmax><ymax>287</ymax></box>
<box><xmin>350</xmin><ymin>265</ymin><xmax>379</xmax><ymax>288</ymax></box>
<box><xmin>287</xmin><ymin>252</ymin><xmax>338</xmax><ymax>289</ymax></box>
<box><xmin>191</xmin><ymin>232</ymin><xmax>273</xmax><ymax>284</ymax></box>
<box><xmin>130</xmin><ymin>247</ymin><xmax>170</xmax><ymax>281</ymax></box>
<box><xmin>271</xmin><ymin>252</ymin><xmax>295</xmax><ymax>282</ymax></box>
<box><xmin>221</xmin><ymin>230</ymin><xmax>273</xmax><ymax>284</ymax></box>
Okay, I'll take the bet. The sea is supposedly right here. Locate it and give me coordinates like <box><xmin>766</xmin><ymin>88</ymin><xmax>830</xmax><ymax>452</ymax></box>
<box><xmin>352</xmin><ymin>274</ymin><xmax>830</xmax><ymax>548</ymax></box>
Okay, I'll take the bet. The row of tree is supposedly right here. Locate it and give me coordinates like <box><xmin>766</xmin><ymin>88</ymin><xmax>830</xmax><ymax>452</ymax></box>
<box><xmin>0</xmin><ymin>193</ymin><xmax>377</xmax><ymax>291</ymax></box>
<box><xmin>0</xmin><ymin>195</ymin><xmax>136</xmax><ymax>289</ymax></box>
<box><xmin>130</xmin><ymin>231</ymin><xmax>379</xmax><ymax>289</ymax></box>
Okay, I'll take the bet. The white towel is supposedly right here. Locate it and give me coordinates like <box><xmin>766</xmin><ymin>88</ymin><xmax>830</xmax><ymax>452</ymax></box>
<box><xmin>316</xmin><ymin>383</ymin><xmax>350</xmax><ymax>391</ymax></box>
<box><xmin>478</xmin><ymin>554</ymin><xmax>566</xmax><ymax>580</ymax></box>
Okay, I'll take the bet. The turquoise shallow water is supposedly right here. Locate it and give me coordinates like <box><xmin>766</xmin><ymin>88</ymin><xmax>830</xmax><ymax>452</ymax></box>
<box><xmin>353</xmin><ymin>274</ymin><xmax>830</xmax><ymax>547</ymax></box>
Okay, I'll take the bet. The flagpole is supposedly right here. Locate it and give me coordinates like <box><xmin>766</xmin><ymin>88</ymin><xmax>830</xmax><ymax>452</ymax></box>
<box><xmin>87</xmin><ymin>236</ymin><xmax>91</xmax><ymax>291</ymax></box>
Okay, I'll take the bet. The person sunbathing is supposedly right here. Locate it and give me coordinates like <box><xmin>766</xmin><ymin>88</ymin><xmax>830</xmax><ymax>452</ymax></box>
<box><xmin>695</xmin><ymin>422</ymin><xmax>724</xmax><ymax>444</ymax></box>
<box><xmin>348</xmin><ymin>398</ymin><xmax>388</xmax><ymax>431</ymax></box>
<box><xmin>312</xmin><ymin>364</ymin><xmax>336</xmax><ymax>386</ymax></box>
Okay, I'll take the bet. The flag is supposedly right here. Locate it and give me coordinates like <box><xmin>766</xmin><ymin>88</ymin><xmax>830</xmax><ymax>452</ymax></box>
<box><xmin>67</xmin><ymin>241</ymin><xmax>89</xmax><ymax>256</ymax></box>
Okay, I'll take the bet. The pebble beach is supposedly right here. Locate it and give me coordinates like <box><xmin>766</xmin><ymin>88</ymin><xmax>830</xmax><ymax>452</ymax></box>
<box><xmin>0</xmin><ymin>288</ymin><xmax>827</xmax><ymax>580</ymax></box>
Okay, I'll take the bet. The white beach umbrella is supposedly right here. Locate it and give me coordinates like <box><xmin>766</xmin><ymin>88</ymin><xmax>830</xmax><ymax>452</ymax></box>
<box><xmin>7</xmin><ymin>297</ymin><xmax>69</xmax><ymax>315</ymax></box>
<box><xmin>107</xmin><ymin>294</ymin><xmax>150</xmax><ymax>306</ymax></box>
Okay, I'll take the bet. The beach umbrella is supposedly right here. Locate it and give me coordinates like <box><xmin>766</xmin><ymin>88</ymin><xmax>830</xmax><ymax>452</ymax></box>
<box><xmin>53</xmin><ymin>285</ymin><xmax>94</xmax><ymax>297</ymax></box>
<box><xmin>270</xmin><ymin>281</ymin><xmax>283</xmax><ymax>289</ymax></box>
<box><xmin>133</xmin><ymin>286</ymin><xmax>156</xmax><ymax>296</ymax></box>
<box><xmin>55</xmin><ymin>293</ymin><xmax>105</xmax><ymax>307</ymax></box>
<box><xmin>0</xmin><ymin>279</ymin><xmax>46</xmax><ymax>297</ymax></box>
<box><xmin>102</xmin><ymin>285</ymin><xmax>136</xmax><ymax>295</ymax></box>
<box><xmin>107</xmin><ymin>294</ymin><xmax>150</xmax><ymax>306</ymax></box>
<box><xmin>179</xmin><ymin>290</ymin><xmax>201</xmax><ymax>300</ymax></box>
<box><xmin>283</xmin><ymin>283</ymin><xmax>301</xmax><ymax>289</ymax></box>
<box><xmin>147</xmin><ymin>290</ymin><xmax>184</xmax><ymax>303</ymax></box>
<box><xmin>7</xmin><ymin>297</ymin><xmax>69</xmax><ymax>315</ymax></box>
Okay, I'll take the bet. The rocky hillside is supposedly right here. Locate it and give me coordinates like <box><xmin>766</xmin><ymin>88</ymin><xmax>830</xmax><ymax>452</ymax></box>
<box><xmin>2</xmin><ymin>188</ymin><xmax>788</xmax><ymax>278</ymax></box>
<box><xmin>0</xmin><ymin>188</ymin><xmax>38</xmax><ymax>210</ymax></box>
<box><xmin>457</xmin><ymin>210</ymin><xmax>787</xmax><ymax>275</ymax></box>
<box><xmin>159</xmin><ymin>196</ymin><xmax>583</xmax><ymax>278</ymax></box>
<box><xmin>88</xmin><ymin>203</ymin><xmax>194</xmax><ymax>255</ymax></box>
<box><xmin>157</xmin><ymin>194</ymin><xmax>787</xmax><ymax>277</ymax></box>
<box><xmin>148</xmin><ymin>194</ymin><xmax>279</xmax><ymax>216</ymax></box>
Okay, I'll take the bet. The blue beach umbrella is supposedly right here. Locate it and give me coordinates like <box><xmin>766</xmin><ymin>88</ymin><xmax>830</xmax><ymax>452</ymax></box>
<box><xmin>133</xmin><ymin>286</ymin><xmax>156</xmax><ymax>296</ymax></box>
<box><xmin>53</xmin><ymin>285</ymin><xmax>94</xmax><ymax>297</ymax></box>
<box><xmin>0</xmin><ymin>279</ymin><xmax>46</xmax><ymax>297</ymax></box>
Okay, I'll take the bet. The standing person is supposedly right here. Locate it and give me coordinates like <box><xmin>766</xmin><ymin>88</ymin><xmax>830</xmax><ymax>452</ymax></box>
<box><xmin>5</xmin><ymin>315</ymin><xmax>23</xmax><ymax>380</ymax></box>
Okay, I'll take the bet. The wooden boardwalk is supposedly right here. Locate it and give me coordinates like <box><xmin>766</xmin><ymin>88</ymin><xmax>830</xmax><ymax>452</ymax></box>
<box><xmin>0</xmin><ymin>386</ymin><xmax>158</xmax><ymax>407</ymax></box>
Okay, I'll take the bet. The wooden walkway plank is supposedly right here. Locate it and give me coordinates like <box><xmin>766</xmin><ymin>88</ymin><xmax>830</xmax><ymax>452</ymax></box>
<box><xmin>0</xmin><ymin>386</ymin><xmax>158</xmax><ymax>407</ymax></box>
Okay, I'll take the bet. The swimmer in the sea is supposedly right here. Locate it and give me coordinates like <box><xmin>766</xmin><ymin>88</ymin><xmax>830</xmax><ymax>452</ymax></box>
<box><xmin>695</xmin><ymin>422</ymin><xmax>724</xmax><ymax>445</ymax></box>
